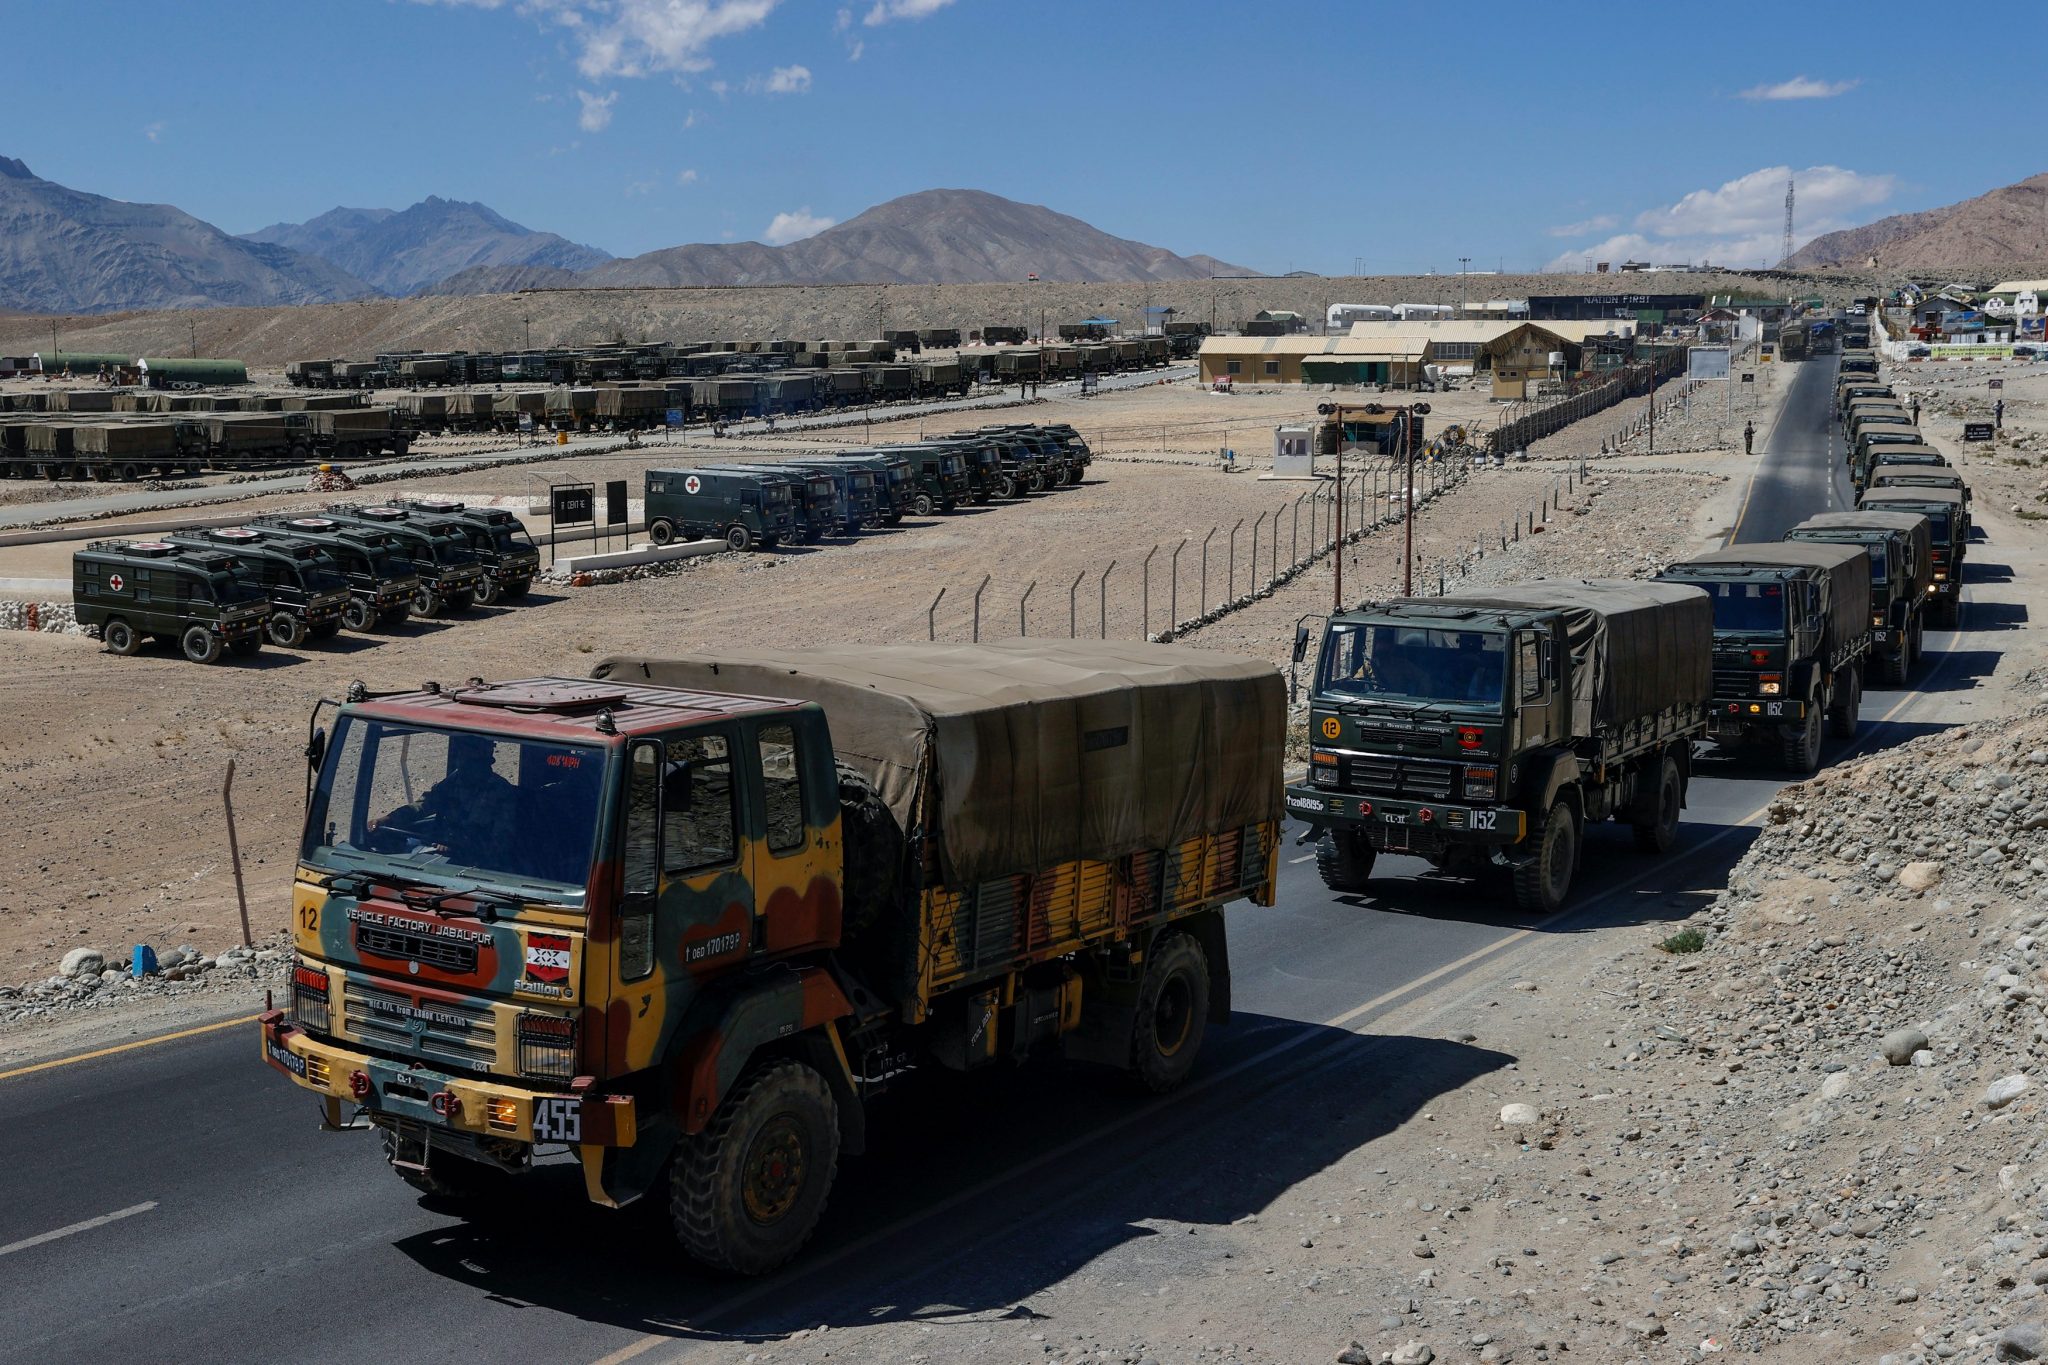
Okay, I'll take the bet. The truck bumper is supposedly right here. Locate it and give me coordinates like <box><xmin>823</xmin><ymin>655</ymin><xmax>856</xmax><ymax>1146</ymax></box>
<box><xmin>258</xmin><ymin>1012</ymin><xmax>637</xmax><ymax>1149</ymax></box>
<box><xmin>1703</xmin><ymin>698</ymin><xmax>1805</xmax><ymax>737</ymax></box>
<box><xmin>1285</xmin><ymin>785</ymin><xmax>1526</xmax><ymax>846</ymax></box>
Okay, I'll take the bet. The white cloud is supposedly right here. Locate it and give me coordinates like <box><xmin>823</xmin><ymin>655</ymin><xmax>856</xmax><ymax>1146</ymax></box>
<box><xmin>143</xmin><ymin>121</ymin><xmax>165</xmax><ymax>143</ymax></box>
<box><xmin>676</xmin><ymin>168</ymin><xmax>699</xmax><ymax>185</ymax></box>
<box><xmin>1547</xmin><ymin>214</ymin><xmax>1616</xmax><ymax>238</ymax></box>
<box><xmin>571</xmin><ymin>0</ymin><xmax>780</xmax><ymax>79</ymax></box>
<box><xmin>1542</xmin><ymin>164</ymin><xmax>1898</xmax><ymax>270</ymax></box>
<box><xmin>576</xmin><ymin>88</ymin><xmax>618</xmax><ymax>131</ymax></box>
<box><xmin>755</xmin><ymin>63</ymin><xmax>810</xmax><ymax>93</ymax></box>
<box><xmin>863</xmin><ymin>0</ymin><xmax>951</xmax><ymax>23</ymax></box>
<box><xmin>682</xmin><ymin>108</ymin><xmax>698</xmax><ymax>128</ymax></box>
<box><xmin>625</xmin><ymin>177</ymin><xmax>659</xmax><ymax>196</ymax></box>
<box><xmin>762</xmin><ymin>207</ymin><xmax>835</xmax><ymax>245</ymax></box>
<box><xmin>1739</xmin><ymin>75</ymin><xmax>1858</xmax><ymax>101</ymax></box>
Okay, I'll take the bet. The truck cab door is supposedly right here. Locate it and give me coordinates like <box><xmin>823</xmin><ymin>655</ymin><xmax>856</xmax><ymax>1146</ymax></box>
<box><xmin>609</xmin><ymin>728</ymin><xmax>753</xmax><ymax>1075</ymax></box>
<box><xmin>741</xmin><ymin>712</ymin><xmax>841</xmax><ymax>956</ymax></box>
<box><xmin>1514</xmin><ymin>629</ymin><xmax>1555</xmax><ymax>747</ymax></box>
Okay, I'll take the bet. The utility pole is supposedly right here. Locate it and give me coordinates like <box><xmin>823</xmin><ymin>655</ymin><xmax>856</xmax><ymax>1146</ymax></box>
<box><xmin>188</xmin><ymin>318</ymin><xmax>196</xmax><ymax>358</ymax></box>
<box><xmin>1402</xmin><ymin>412</ymin><xmax>1416</xmax><ymax>597</ymax></box>
<box><xmin>524</xmin><ymin>316</ymin><xmax>531</xmax><ymax>351</ymax></box>
<box><xmin>1332</xmin><ymin>436</ymin><xmax>1345</xmax><ymax>609</ymax></box>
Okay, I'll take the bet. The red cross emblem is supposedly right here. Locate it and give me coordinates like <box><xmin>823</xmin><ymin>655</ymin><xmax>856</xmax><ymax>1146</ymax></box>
<box><xmin>108</xmin><ymin>574</ymin><xmax>125</xmax><ymax>592</ymax></box>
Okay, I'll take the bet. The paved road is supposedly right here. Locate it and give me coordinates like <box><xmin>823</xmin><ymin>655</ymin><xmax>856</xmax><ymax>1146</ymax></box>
<box><xmin>0</xmin><ymin>355</ymin><xmax>1999</xmax><ymax>1363</ymax></box>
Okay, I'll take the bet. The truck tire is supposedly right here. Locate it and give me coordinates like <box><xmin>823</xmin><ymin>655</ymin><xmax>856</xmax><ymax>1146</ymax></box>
<box><xmin>1827</xmin><ymin>666</ymin><xmax>1861</xmax><ymax>739</ymax></box>
<box><xmin>473</xmin><ymin>576</ymin><xmax>502</xmax><ymax>606</ymax></box>
<box><xmin>1885</xmin><ymin>632</ymin><xmax>1912</xmax><ymax>686</ymax></box>
<box><xmin>447</xmin><ymin>591</ymin><xmax>475</xmax><ymax>614</ymax></box>
<box><xmin>506</xmin><ymin>578</ymin><xmax>532</xmax><ymax>599</ymax></box>
<box><xmin>648</xmin><ymin>518</ymin><xmax>677</xmax><ymax>547</ymax></box>
<box><xmin>671</xmin><ymin>1060</ymin><xmax>840</xmax><ymax>1276</ymax></box>
<box><xmin>411</xmin><ymin>585</ymin><xmax>443</xmax><ymax>618</ymax></box>
<box><xmin>1781</xmin><ymin>702</ymin><xmax>1823</xmax><ymax>775</ymax></box>
<box><xmin>1513</xmin><ymin>798</ymin><xmax>1579</xmax><ymax>915</ymax></box>
<box><xmin>266</xmin><ymin>611</ymin><xmax>306</xmax><ymax>648</ymax></box>
<box><xmin>912</xmin><ymin>492</ymin><xmax>935</xmax><ymax>517</ymax></box>
<box><xmin>181</xmin><ymin>625</ymin><xmax>223</xmax><ymax>664</ymax></box>
<box><xmin>1632</xmin><ymin>756</ymin><xmax>1682</xmax><ymax>855</ymax></box>
<box><xmin>103</xmin><ymin>619</ymin><xmax>140</xmax><ymax>657</ymax></box>
<box><xmin>997</xmin><ymin>474</ymin><xmax>1019</xmax><ymax>499</ymax></box>
<box><xmin>1127</xmin><ymin>932</ymin><xmax>1210</xmax><ymax>1094</ymax></box>
<box><xmin>342</xmin><ymin>598</ymin><xmax>376</xmax><ymax>633</ymax></box>
<box><xmin>726</xmin><ymin>524</ymin><xmax>754</xmax><ymax>553</ymax></box>
<box><xmin>1314</xmin><ymin>829</ymin><xmax>1376</xmax><ymax>893</ymax></box>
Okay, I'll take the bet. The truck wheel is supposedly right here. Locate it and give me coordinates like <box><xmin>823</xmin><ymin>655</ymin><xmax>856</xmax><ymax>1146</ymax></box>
<box><xmin>411</xmin><ymin>585</ymin><xmax>442</xmax><ymax>618</ymax></box>
<box><xmin>342</xmin><ymin>598</ymin><xmax>376</xmax><ymax>632</ymax></box>
<box><xmin>997</xmin><ymin>475</ymin><xmax>1019</xmax><ymax>499</ymax></box>
<box><xmin>473</xmin><ymin>576</ymin><xmax>502</xmax><ymax>606</ymax></box>
<box><xmin>671</xmin><ymin>1060</ymin><xmax>840</xmax><ymax>1276</ymax></box>
<box><xmin>726</xmin><ymin>524</ymin><xmax>754</xmax><ymax>553</ymax></box>
<box><xmin>1632</xmin><ymin>756</ymin><xmax>1682</xmax><ymax>855</ymax></box>
<box><xmin>1127</xmin><ymin>933</ymin><xmax>1210</xmax><ymax>1094</ymax></box>
<box><xmin>266</xmin><ymin>611</ymin><xmax>307</xmax><ymax>648</ymax></box>
<box><xmin>103</xmin><ymin>619</ymin><xmax>140</xmax><ymax>657</ymax></box>
<box><xmin>1513</xmin><ymin>799</ymin><xmax>1578</xmax><ymax>915</ymax></box>
<box><xmin>1827</xmin><ymin>666</ymin><xmax>1861</xmax><ymax>739</ymax></box>
<box><xmin>1885</xmin><ymin>633</ymin><xmax>1912</xmax><ymax>686</ymax></box>
<box><xmin>447</xmin><ymin>591</ymin><xmax>475</xmax><ymax>614</ymax></box>
<box><xmin>912</xmin><ymin>492</ymin><xmax>935</xmax><ymax>517</ymax></box>
<box><xmin>648</xmin><ymin>518</ymin><xmax>677</xmax><ymax>547</ymax></box>
<box><xmin>506</xmin><ymin>578</ymin><xmax>532</xmax><ymax>599</ymax></box>
<box><xmin>1781</xmin><ymin>704</ymin><xmax>1823</xmax><ymax>775</ymax></box>
<box><xmin>1314</xmin><ymin>829</ymin><xmax>1376</xmax><ymax>893</ymax></box>
<box><xmin>181</xmin><ymin>625</ymin><xmax>223</xmax><ymax>665</ymax></box>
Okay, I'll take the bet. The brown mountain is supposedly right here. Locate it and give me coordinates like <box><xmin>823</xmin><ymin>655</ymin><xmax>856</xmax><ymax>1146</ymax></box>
<box><xmin>241</xmin><ymin>198</ymin><xmax>611</xmax><ymax>295</ymax></box>
<box><xmin>1786</xmin><ymin>172</ymin><xmax>2048</xmax><ymax>270</ymax></box>
<box><xmin>424</xmin><ymin>188</ymin><xmax>1255</xmax><ymax>294</ymax></box>
<box><xmin>0</xmin><ymin>156</ymin><xmax>376</xmax><ymax>314</ymax></box>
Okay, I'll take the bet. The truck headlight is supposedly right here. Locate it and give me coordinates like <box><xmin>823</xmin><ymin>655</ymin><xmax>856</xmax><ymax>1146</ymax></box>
<box><xmin>290</xmin><ymin>964</ymin><xmax>331</xmax><ymax>1034</ymax></box>
<box><xmin>517</xmin><ymin>1012</ymin><xmax>578</xmax><ymax>1084</ymax></box>
<box><xmin>1311</xmin><ymin>762</ymin><xmax>1339</xmax><ymax>788</ymax></box>
<box><xmin>1464</xmin><ymin>766</ymin><xmax>1498</xmax><ymax>802</ymax></box>
<box><xmin>1758</xmin><ymin>675</ymin><xmax>1783</xmax><ymax>696</ymax></box>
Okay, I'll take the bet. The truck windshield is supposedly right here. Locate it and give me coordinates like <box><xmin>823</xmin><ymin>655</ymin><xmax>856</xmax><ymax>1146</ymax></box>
<box><xmin>1317</xmin><ymin>624</ymin><xmax>1506</xmax><ymax>708</ymax></box>
<box><xmin>491</xmin><ymin>526</ymin><xmax>535</xmax><ymax>554</ymax></box>
<box><xmin>303</xmin><ymin>717</ymin><xmax>605</xmax><ymax>895</ymax></box>
<box><xmin>1694</xmin><ymin>581</ymin><xmax>1786</xmax><ymax>633</ymax></box>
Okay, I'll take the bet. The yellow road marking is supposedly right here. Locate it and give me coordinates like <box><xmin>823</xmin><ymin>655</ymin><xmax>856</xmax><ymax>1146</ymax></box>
<box><xmin>0</xmin><ymin>1014</ymin><xmax>257</xmax><ymax>1084</ymax></box>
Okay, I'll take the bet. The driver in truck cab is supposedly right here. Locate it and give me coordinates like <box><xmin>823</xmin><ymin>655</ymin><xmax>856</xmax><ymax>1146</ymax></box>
<box><xmin>376</xmin><ymin>732</ymin><xmax>517</xmax><ymax>864</ymax></box>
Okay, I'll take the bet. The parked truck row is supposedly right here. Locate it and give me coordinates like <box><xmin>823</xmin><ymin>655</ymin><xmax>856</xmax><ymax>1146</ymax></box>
<box><xmin>74</xmin><ymin>500</ymin><xmax>541</xmax><ymax>663</ymax></box>
<box><xmin>641</xmin><ymin>424</ymin><xmax>1093</xmax><ymax>551</ymax></box>
<box><xmin>0</xmin><ymin>406</ymin><xmax>412</xmax><ymax>481</ymax></box>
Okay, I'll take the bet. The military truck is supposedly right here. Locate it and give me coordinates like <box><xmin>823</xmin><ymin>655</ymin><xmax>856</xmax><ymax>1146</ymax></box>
<box><xmin>829</xmin><ymin>452</ymin><xmax>912</xmax><ymax>523</ymax></box>
<box><xmin>981</xmin><ymin>324</ymin><xmax>1029</xmax><ymax>345</ymax></box>
<box><xmin>699</xmin><ymin>466</ymin><xmax>840</xmax><ymax>542</ymax></box>
<box><xmin>1779</xmin><ymin>321</ymin><xmax>1811</xmax><ymax>361</ymax></box>
<box><xmin>401</xmin><ymin>500</ymin><xmax>541</xmax><ymax>605</ymax></box>
<box><xmin>644</xmin><ymin>467</ymin><xmax>797</xmax><ymax>551</ymax></box>
<box><xmin>1859</xmin><ymin>486</ymin><xmax>1967</xmax><ymax>626</ymax></box>
<box><xmin>917</xmin><ymin>328</ymin><xmax>962</xmax><ymax>349</ymax></box>
<box><xmin>1840</xmin><ymin>351</ymin><xmax>1880</xmax><ymax>379</ymax></box>
<box><xmin>1784</xmin><ymin>511</ymin><xmax>1931</xmax><ymax>685</ymax></box>
<box><xmin>1655</xmin><ymin>543</ymin><xmax>1872</xmax><ymax>773</ymax></box>
<box><xmin>1287</xmin><ymin>581</ymin><xmax>1709</xmax><ymax>914</ymax></box>
<box><xmin>1853</xmin><ymin>433</ymin><xmax>1935</xmax><ymax>490</ymax></box>
<box><xmin>784</xmin><ymin>461</ymin><xmax>878</xmax><ymax>532</ymax></box>
<box><xmin>247</xmin><ymin>515</ymin><xmax>422</xmax><ymax>631</ymax></box>
<box><xmin>1836</xmin><ymin>381</ymin><xmax>1893</xmax><ymax>417</ymax></box>
<box><xmin>320</xmin><ymin>504</ymin><xmax>487</xmax><ymax>618</ymax></box>
<box><xmin>870</xmin><ymin>444</ymin><xmax>971</xmax><ymax>514</ymax></box>
<box><xmin>162</xmin><ymin>526</ymin><xmax>353</xmax><ymax>647</ymax></box>
<box><xmin>73</xmin><ymin>539</ymin><xmax>270</xmax><ymax>662</ymax></box>
<box><xmin>1868</xmin><ymin>463</ymin><xmax>1970</xmax><ymax>509</ymax></box>
<box><xmin>260</xmin><ymin>641</ymin><xmax>1281</xmax><ymax>1272</ymax></box>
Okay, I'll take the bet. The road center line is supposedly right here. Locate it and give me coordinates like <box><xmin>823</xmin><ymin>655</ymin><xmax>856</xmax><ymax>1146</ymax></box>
<box><xmin>0</xmin><ymin>1202</ymin><xmax>157</xmax><ymax>1258</ymax></box>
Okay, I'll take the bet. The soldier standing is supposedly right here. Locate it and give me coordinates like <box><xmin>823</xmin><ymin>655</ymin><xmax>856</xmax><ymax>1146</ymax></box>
<box><xmin>1743</xmin><ymin>419</ymin><xmax>1755</xmax><ymax>455</ymax></box>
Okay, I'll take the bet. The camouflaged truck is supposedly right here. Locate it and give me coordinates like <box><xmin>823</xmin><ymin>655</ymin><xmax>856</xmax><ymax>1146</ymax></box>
<box><xmin>260</xmin><ymin>643</ymin><xmax>1282</xmax><ymax>1274</ymax></box>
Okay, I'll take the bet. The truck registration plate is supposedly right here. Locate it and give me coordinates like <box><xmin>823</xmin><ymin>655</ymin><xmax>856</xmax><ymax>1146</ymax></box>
<box><xmin>533</xmin><ymin>1096</ymin><xmax>581</xmax><ymax>1143</ymax></box>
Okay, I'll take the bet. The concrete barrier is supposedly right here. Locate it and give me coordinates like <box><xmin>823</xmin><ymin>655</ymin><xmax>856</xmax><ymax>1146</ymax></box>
<box><xmin>553</xmin><ymin>540</ymin><xmax>725</xmax><ymax>574</ymax></box>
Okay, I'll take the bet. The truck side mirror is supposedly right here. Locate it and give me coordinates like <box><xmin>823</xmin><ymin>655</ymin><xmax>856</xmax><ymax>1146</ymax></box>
<box><xmin>1292</xmin><ymin>624</ymin><xmax>1311</xmax><ymax>663</ymax></box>
<box><xmin>305</xmin><ymin>727</ymin><xmax>326</xmax><ymax>769</ymax></box>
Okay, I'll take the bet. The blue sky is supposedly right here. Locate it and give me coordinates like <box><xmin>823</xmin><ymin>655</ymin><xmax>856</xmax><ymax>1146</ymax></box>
<box><xmin>6</xmin><ymin>0</ymin><xmax>2045</xmax><ymax>273</ymax></box>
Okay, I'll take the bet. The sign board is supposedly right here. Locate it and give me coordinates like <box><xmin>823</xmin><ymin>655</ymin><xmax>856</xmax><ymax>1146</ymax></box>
<box><xmin>551</xmin><ymin>486</ymin><xmax>594</xmax><ymax>525</ymax></box>
<box><xmin>1963</xmin><ymin>422</ymin><xmax>1995</xmax><ymax>442</ymax></box>
<box><xmin>605</xmin><ymin>479</ymin><xmax>627</xmax><ymax>526</ymax></box>
<box><xmin>666</xmin><ymin>408</ymin><xmax>685</xmax><ymax>428</ymax></box>
<box><xmin>1741</xmin><ymin>372</ymin><xmax>1755</xmax><ymax>384</ymax></box>
<box><xmin>1931</xmin><ymin>344</ymin><xmax>2014</xmax><ymax>360</ymax></box>
<box><xmin>518</xmin><ymin>413</ymin><xmax>534</xmax><ymax>433</ymax></box>
<box><xmin>1988</xmin><ymin>378</ymin><xmax>2004</xmax><ymax>390</ymax></box>
<box><xmin>1686</xmin><ymin>346</ymin><xmax>1731</xmax><ymax>381</ymax></box>
<box><xmin>2021</xmin><ymin>316</ymin><xmax>2047</xmax><ymax>341</ymax></box>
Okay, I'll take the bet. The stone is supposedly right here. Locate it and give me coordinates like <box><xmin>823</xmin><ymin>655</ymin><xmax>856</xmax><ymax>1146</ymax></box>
<box><xmin>1896</xmin><ymin>1287</ymin><xmax>1919</xmax><ymax>1304</ymax></box>
<box><xmin>1985</xmin><ymin>1075</ymin><xmax>2032</xmax><ymax>1111</ymax></box>
<box><xmin>1997</xmin><ymin>1322</ymin><xmax>2048</xmax><ymax>1361</ymax></box>
<box><xmin>1899</xmin><ymin>861</ymin><xmax>1945</xmax><ymax>892</ymax></box>
<box><xmin>58</xmin><ymin>947</ymin><xmax>105</xmax><ymax>979</ymax></box>
<box><xmin>1821</xmin><ymin>1072</ymin><xmax>1853</xmax><ymax>1100</ymax></box>
<box><xmin>1912</xmin><ymin>1049</ymin><xmax>1936</xmax><ymax>1068</ymax></box>
<box><xmin>1731</xmin><ymin>1232</ymin><xmax>1760</xmax><ymax>1255</ymax></box>
<box><xmin>1335</xmin><ymin>1345</ymin><xmax>1372</xmax><ymax>1365</ymax></box>
<box><xmin>1388</xmin><ymin>1343</ymin><xmax>1435</xmax><ymax>1365</ymax></box>
<box><xmin>1882</xmin><ymin>1027</ymin><xmax>1930</xmax><ymax>1065</ymax></box>
<box><xmin>1500</xmin><ymin>1103</ymin><xmax>1541</xmax><ymax>1126</ymax></box>
<box><xmin>1623</xmin><ymin>1318</ymin><xmax>1666</xmax><ymax>1339</ymax></box>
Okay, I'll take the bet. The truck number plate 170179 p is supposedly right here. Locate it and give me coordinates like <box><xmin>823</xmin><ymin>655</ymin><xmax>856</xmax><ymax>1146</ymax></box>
<box><xmin>533</xmin><ymin>1097</ymin><xmax>582</xmax><ymax>1144</ymax></box>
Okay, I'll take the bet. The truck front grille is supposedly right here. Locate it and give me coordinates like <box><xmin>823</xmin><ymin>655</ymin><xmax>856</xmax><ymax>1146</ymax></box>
<box><xmin>1711</xmin><ymin>671</ymin><xmax>1758</xmax><ymax>700</ymax></box>
<box><xmin>342</xmin><ymin>978</ymin><xmax>496</xmax><ymax>1074</ymax></box>
<box><xmin>354</xmin><ymin>924</ymin><xmax>479</xmax><ymax>975</ymax></box>
<box><xmin>1347</xmin><ymin>757</ymin><xmax>1454</xmax><ymax>800</ymax></box>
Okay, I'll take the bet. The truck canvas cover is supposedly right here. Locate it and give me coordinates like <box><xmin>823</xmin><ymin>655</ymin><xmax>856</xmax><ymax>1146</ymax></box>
<box><xmin>1386</xmin><ymin>581</ymin><xmax>1709</xmax><ymax>737</ymax></box>
<box><xmin>594</xmin><ymin>640</ymin><xmax>1283</xmax><ymax>887</ymax></box>
<box><xmin>1789</xmin><ymin>511</ymin><xmax>1932</xmax><ymax>596</ymax></box>
<box><xmin>1673</xmin><ymin>542</ymin><xmax>1871</xmax><ymax>659</ymax></box>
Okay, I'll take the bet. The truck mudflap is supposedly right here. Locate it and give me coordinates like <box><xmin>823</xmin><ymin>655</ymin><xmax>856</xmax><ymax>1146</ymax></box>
<box><xmin>1703</xmin><ymin>698</ymin><xmax>1806</xmax><ymax>735</ymax></box>
<box><xmin>258</xmin><ymin>1011</ymin><xmax>638</xmax><ymax>1150</ymax></box>
<box><xmin>1285</xmin><ymin>785</ymin><xmax>1526</xmax><ymax>846</ymax></box>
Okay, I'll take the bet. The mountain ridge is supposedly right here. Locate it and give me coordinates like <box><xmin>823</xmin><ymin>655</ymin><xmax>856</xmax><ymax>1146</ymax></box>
<box><xmin>1787</xmin><ymin>172</ymin><xmax>2048</xmax><ymax>270</ymax></box>
<box><xmin>240</xmin><ymin>197</ymin><xmax>612</xmax><ymax>296</ymax></box>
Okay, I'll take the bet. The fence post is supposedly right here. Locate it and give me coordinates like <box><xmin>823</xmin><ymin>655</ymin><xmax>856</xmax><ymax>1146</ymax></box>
<box><xmin>1291</xmin><ymin>494</ymin><xmax>1303</xmax><ymax>567</ymax></box>
<box><xmin>1170</xmin><ymin>537</ymin><xmax>1186</xmax><ymax>631</ymax></box>
<box><xmin>1141</xmin><ymin>543</ymin><xmax>1159</xmax><ymax>638</ymax></box>
<box><xmin>1272</xmin><ymin>501</ymin><xmax>1285</xmax><ymax>583</ymax></box>
<box><xmin>1249</xmin><ymin>516</ymin><xmax>1261</xmax><ymax>592</ymax></box>
<box><xmin>1068</xmin><ymin>569</ymin><xmax>1085</xmax><ymax>638</ymax></box>
<box><xmin>1098</xmin><ymin>560</ymin><xmax>1117</xmax><ymax>639</ymax></box>
<box><xmin>928</xmin><ymin>586</ymin><xmax>946</xmax><ymax>641</ymax></box>
<box><xmin>971</xmin><ymin>573</ymin><xmax>991</xmax><ymax>642</ymax></box>
<box><xmin>1019</xmin><ymin>579</ymin><xmax>1035</xmax><ymax>636</ymax></box>
<box><xmin>1199</xmin><ymin>527</ymin><xmax>1216</xmax><ymax>614</ymax></box>
<box><xmin>1226</xmin><ymin>519</ymin><xmax>1243</xmax><ymax>604</ymax></box>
